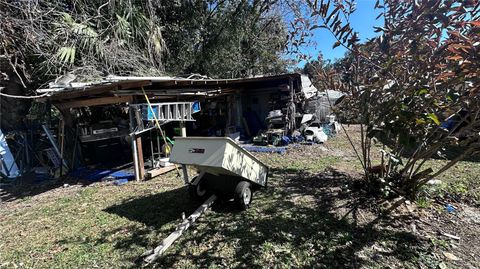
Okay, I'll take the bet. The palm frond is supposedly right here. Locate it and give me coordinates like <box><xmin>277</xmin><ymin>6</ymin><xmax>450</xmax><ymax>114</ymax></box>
<box><xmin>56</xmin><ymin>46</ymin><xmax>76</xmax><ymax>64</ymax></box>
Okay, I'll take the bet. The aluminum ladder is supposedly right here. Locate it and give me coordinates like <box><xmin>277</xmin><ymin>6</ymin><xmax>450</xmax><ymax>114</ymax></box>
<box><xmin>133</xmin><ymin>102</ymin><xmax>198</xmax><ymax>123</ymax></box>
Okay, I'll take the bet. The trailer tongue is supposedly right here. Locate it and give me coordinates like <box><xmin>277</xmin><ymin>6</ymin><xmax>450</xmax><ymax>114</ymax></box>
<box><xmin>142</xmin><ymin>137</ymin><xmax>269</xmax><ymax>265</ymax></box>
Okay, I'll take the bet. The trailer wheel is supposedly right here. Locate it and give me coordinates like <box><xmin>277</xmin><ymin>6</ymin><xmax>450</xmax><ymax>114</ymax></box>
<box><xmin>188</xmin><ymin>177</ymin><xmax>208</xmax><ymax>200</ymax></box>
<box><xmin>234</xmin><ymin>181</ymin><xmax>252</xmax><ymax>210</ymax></box>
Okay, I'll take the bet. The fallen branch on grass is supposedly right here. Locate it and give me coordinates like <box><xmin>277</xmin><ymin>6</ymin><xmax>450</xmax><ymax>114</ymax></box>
<box><xmin>440</xmin><ymin>232</ymin><xmax>460</xmax><ymax>241</ymax></box>
<box><xmin>142</xmin><ymin>194</ymin><xmax>217</xmax><ymax>265</ymax></box>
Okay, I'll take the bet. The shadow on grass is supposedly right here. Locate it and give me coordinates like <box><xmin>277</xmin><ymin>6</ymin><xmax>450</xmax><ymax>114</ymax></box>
<box><xmin>105</xmin><ymin>185</ymin><xmax>202</xmax><ymax>228</ymax></box>
<box><xmin>0</xmin><ymin>162</ymin><xmax>133</xmax><ymax>203</ymax></box>
<box><xmin>52</xmin><ymin>186</ymin><xmax>203</xmax><ymax>267</ymax></box>
<box><xmin>101</xmin><ymin>167</ymin><xmax>427</xmax><ymax>268</ymax></box>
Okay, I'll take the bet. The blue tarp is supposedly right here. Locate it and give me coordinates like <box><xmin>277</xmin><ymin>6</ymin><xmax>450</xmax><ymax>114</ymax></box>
<box><xmin>69</xmin><ymin>167</ymin><xmax>134</xmax><ymax>182</ymax></box>
<box><xmin>242</xmin><ymin>145</ymin><xmax>287</xmax><ymax>154</ymax></box>
<box><xmin>192</xmin><ymin>101</ymin><xmax>201</xmax><ymax>113</ymax></box>
<box><xmin>281</xmin><ymin>135</ymin><xmax>305</xmax><ymax>145</ymax></box>
<box><xmin>146</xmin><ymin>106</ymin><xmax>158</xmax><ymax>121</ymax></box>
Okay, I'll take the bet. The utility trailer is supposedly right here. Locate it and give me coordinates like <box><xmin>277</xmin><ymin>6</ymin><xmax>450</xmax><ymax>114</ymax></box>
<box><xmin>142</xmin><ymin>137</ymin><xmax>269</xmax><ymax>264</ymax></box>
<box><xmin>169</xmin><ymin>137</ymin><xmax>268</xmax><ymax>209</ymax></box>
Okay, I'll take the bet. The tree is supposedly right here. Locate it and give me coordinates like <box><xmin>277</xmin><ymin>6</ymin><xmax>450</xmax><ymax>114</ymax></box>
<box><xmin>297</xmin><ymin>0</ymin><xmax>480</xmax><ymax>199</ymax></box>
<box><xmin>155</xmin><ymin>0</ymin><xmax>290</xmax><ymax>78</ymax></box>
<box><xmin>1</xmin><ymin>0</ymin><xmax>166</xmax><ymax>87</ymax></box>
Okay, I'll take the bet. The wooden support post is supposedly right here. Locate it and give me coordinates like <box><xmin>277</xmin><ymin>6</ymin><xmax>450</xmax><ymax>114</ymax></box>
<box><xmin>150</xmin><ymin>132</ymin><xmax>155</xmax><ymax>168</ymax></box>
<box><xmin>143</xmin><ymin>195</ymin><xmax>217</xmax><ymax>265</ymax></box>
<box><xmin>133</xmin><ymin>106</ymin><xmax>144</xmax><ymax>130</ymax></box>
<box><xmin>129</xmin><ymin>107</ymin><xmax>140</xmax><ymax>181</ymax></box>
<box><xmin>136</xmin><ymin>135</ymin><xmax>145</xmax><ymax>180</ymax></box>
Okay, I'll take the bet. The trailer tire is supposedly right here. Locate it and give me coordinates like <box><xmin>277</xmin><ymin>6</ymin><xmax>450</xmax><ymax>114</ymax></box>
<box><xmin>188</xmin><ymin>178</ymin><xmax>208</xmax><ymax>200</ymax></box>
<box><xmin>234</xmin><ymin>181</ymin><xmax>252</xmax><ymax>210</ymax></box>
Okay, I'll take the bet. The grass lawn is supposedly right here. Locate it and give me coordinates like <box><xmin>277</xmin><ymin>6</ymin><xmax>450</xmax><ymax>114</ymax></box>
<box><xmin>1</xmin><ymin>125</ymin><xmax>479</xmax><ymax>268</ymax></box>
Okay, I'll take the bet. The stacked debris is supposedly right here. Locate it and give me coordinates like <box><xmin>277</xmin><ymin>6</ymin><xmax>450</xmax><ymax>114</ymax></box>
<box><xmin>252</xmin><ymin>75</ymin><xmax>345</xmax><ymax>147</ymax></box>
<box><xmin>303</xmin><ymin>89</ymin><xmax>345</xmax><ymax>122</ymax></box>
<box><xmin>299</xmin><ymin>85</ymin><xmax>345</xmax><ymax>144</ymax></box>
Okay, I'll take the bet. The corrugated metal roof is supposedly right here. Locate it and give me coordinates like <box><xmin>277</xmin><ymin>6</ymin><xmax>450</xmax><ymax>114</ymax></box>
<box><xmin>37</xmin><ymin>73</ymin><xmax>303</xmax><ymax>102</ymax></box>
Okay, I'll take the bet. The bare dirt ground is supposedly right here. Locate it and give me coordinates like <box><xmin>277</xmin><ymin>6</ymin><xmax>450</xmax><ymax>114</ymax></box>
<box><xmin>1</xmin><ymin>125</ymin><xmax>479</xmax><ymax>268</ymax></box>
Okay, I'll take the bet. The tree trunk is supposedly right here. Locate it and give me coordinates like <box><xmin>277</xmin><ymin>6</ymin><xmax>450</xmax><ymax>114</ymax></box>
<box><xmin>0</xmin><ymin>57</ymin><xmax>31</xmax><ymax>131</ymax></box>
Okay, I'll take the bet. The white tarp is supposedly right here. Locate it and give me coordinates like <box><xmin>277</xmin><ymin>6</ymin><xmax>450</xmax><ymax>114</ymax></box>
<box><xmin>320</xmin><ymin>89</ymin><xmax>345</xmax><ymax>101</ymax></box>
<box><xmin>301</xmin><ymin>75</ymin><xmax>319</xmax><ymax>99</ymax></box>
<box><xmin>0</xmin><ymin>129</ymin><xmax>20</xmax><ymax>178</ymax></box>
<box><xmin>300</xmin><ymin>75</ymin><xmax>345</xmax><ymax>102</ymax></box>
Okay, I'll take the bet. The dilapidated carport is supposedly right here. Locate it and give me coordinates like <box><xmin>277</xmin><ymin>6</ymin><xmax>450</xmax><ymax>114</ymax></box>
<box><xmin>36</xmin><ymin>73</ymin><xmax>303</xmax><ymax>181</ymax></box>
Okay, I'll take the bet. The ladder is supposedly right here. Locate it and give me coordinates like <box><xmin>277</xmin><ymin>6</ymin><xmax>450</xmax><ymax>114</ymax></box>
<box><xmin>132</xmin><ymin>102</ymin><xmax>199</xmax><ymax>123</ymax></box>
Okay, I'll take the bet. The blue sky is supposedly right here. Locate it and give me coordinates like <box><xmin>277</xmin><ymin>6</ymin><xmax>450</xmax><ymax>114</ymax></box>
<box><xmin>289</xmin><ymin>0</ymin><xmax>383</xmax><ymax>66</ymax></box>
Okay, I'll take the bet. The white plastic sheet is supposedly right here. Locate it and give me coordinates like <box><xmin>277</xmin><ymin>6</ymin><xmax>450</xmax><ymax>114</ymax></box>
<box><xmin>0</xmin><ymin>129</ymin><xmax>20</xmax><ymax>178</ymax></box>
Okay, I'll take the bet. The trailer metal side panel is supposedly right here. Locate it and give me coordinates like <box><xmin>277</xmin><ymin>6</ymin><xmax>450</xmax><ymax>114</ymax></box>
<box><xmin>169</xmin><ymin>137</ymin><xmax>268</xmax><ymax>187</ymax></box>
<box><xmin>222</xmin><ymin>142</ymin><xmax>267</xmax><ymax>186</ymax></box>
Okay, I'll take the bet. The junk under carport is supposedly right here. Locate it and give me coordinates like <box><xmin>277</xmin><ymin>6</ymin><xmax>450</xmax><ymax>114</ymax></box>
<box><xmin>32</xmin><ymin>73</ymin><xmax>305</xmax><ymax>182</ymax></box>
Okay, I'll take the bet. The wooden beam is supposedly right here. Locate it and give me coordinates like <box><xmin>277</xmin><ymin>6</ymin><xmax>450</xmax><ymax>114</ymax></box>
<box><xmin>145</xmin><ymin>165</ymin><xmax>177</xmax><ymax>180</ymax></box>
<box><xmin>136</xmin><ymin>135</ymin><xmax>145</xmax><ymax>180</ymax></box>
<box><xmin>114</xmin><ymin>85</ymin><xmax>287</xmax><ymax>97</ymax></box>
<box><xmin>55</xmin><ymin>96</ymin><xmax>133</xmax><ymax>109</ymax></box>
<box><xmin>143</xmin><ymin>195</ymin><xmax>217</xmax><ymax>265</ymax></box>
